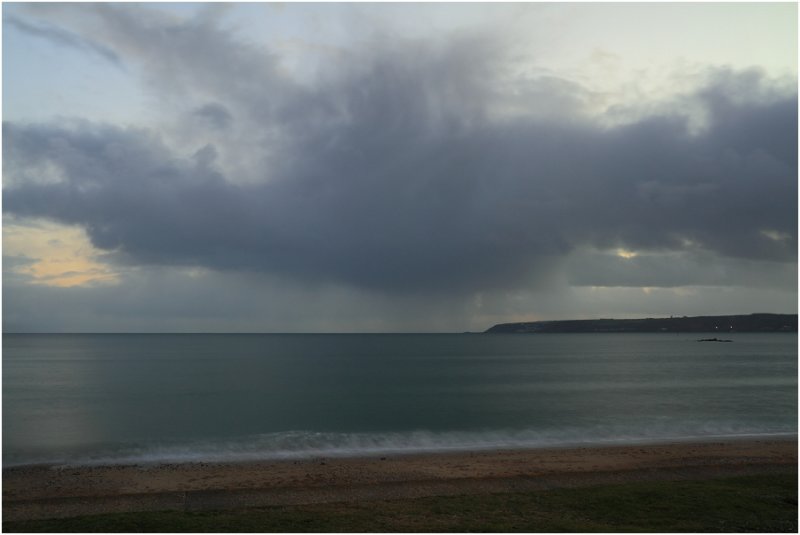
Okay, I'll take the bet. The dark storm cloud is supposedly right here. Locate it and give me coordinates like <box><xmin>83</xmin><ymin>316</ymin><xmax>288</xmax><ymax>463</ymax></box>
<box><xmin>5</xmin><ymin>13</ymin><xmax>122</xmax><ymax>66</ymax></box>
<box><xmin>3</xmin><ymin>6</ymin><xmax>797</xmax><ymax>295</ymax></box>
<box><xmin>1</xmin><ymin>266</ymin><xmax>477</xmax><ymax>333</ymax></box>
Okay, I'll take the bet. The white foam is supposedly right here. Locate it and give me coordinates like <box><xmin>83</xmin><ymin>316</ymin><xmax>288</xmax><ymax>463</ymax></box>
<box><xmin>9</xmin><ymin>426</ymin><xmax>795</xmax><ymax>468</ymax></box>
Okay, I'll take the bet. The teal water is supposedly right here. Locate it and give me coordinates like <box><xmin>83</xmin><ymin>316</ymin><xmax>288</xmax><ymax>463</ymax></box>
<box><xmin>3</xmin><ymin>333</ymin><xmax>796</xmax><ymax>466</ymax></box>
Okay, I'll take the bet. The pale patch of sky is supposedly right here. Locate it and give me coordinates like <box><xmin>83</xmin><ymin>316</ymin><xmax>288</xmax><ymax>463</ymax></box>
<box><xmin>3</xmin><ymin>5</ymin><xmax>148</xmax><ymax>125</ymax></box>
<box><xmin>5</xmin><ymin>3</ymin><xmax>796</xmax><ymax>126</ymax></box>
<box><xmin>3</xmin><ymin>218</ymin><xmax>120</xmax><ymax>288</ymax></box>
<box><xmin>521</xmin><ymin>3</ymin><xmax>797</xmax><ymax>126</ymax></box>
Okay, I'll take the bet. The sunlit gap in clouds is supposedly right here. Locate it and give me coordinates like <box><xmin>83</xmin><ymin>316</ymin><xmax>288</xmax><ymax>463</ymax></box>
<box><xmin>3</xmin><ymin>218</ymin><xmax>120</xmax><ymax>288</ymax></box>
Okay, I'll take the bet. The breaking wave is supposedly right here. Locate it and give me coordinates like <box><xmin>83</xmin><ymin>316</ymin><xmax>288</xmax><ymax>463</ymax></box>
<box><xmin>8</xmin><ymin>424</ymin><xmax>796</xmax><ymax>468</ymax></box>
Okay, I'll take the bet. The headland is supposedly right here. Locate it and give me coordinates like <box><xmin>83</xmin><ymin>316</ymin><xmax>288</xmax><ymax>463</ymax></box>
<box><xmin>487</xmin><ymin>313</ymin><xmax>798</xmax><ymax>333</ymax></box>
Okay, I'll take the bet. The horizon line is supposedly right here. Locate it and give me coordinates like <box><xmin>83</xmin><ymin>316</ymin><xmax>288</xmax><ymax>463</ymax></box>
<box><xmin>4</xmin><ymin>312</ymin><xmax>797</xmax><ymax>336</ymax></box>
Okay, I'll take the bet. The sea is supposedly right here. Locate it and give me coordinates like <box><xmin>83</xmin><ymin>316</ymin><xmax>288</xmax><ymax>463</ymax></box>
<box><xmin>3</xmin><ymin>333</ymin><xmax>797</xmax><ymax>467</ymax></box>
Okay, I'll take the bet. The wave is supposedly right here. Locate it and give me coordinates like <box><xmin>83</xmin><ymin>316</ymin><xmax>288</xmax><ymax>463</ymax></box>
<box><xmin>6</xmin><ymin>423</ymin><xmax>796</xmax><ymax>468</ymax></box>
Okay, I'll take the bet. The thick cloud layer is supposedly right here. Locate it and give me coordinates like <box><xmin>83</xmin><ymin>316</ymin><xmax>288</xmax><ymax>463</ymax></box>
<box><xmin>4</xmin><ymin>5</ymin><xmax>797</xmax><ymax>296</ymax></box>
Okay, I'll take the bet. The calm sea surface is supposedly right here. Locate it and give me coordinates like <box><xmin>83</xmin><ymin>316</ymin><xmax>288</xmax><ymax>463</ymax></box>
<box><xmin>3</xmin><ymin>333</ymin><xmax>797</xmax><ymax>466</ymax></box>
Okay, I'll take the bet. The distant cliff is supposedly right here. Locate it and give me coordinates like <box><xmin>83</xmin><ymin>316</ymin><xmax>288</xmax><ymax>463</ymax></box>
<box><xmin>486</xmin><ymin>313</ymin><xmax>798</xmax><ymax>334</ymax></box>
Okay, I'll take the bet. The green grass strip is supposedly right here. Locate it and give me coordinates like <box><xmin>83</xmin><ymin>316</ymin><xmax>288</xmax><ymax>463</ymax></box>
<box><xmin>5</xmin><ymin>473</ymin><xmax>797</xmax><ymax>532</ymax></box>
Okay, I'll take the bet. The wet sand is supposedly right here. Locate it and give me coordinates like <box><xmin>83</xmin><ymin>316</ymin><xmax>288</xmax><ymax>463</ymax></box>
<box><xmin>3</xmin><ymin>438</ymin><xmax>796</xmax><ymax>521</ymax></box>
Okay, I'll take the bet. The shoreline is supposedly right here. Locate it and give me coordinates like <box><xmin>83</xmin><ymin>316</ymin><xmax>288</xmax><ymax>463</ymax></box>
<box><xmin>6</xmin><ymin>430</ymin><xmax>796</xmax><ymax>470</ymax></box>
<box><xmin>4</xmin><ymin>437</ymin><xmax>796</xmax><ymax>522</ymax></box>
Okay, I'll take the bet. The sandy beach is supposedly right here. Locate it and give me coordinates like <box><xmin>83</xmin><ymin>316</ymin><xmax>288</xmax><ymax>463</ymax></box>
<box><xmin>3</xmin><ymin>437</ymin><xmax>796</xmax><ymax>522</ymax></box>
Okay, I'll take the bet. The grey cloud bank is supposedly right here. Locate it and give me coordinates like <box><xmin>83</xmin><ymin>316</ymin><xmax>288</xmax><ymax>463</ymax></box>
<box><xmin>3</xmin><ymin>4</ymin><xmax>797</xmax><ymax>331</ymax></box>
<box><xmin>5</xmin><ymin>73</ymin><xmax>796</xmax><ymax>293</ymax></box>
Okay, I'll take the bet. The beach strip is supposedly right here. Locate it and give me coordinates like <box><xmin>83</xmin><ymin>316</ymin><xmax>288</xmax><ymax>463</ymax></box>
<box><xmin>3</xmin><ymin>438</ymin><xmax>796</xmax><ymax>522</ymax></box>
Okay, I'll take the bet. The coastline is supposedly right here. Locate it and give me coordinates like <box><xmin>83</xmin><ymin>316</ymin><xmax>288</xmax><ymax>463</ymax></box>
<box><xmin>4</xmin><ymin>437</ymin><xmax>796</xmax><ymax>522</ymax></box>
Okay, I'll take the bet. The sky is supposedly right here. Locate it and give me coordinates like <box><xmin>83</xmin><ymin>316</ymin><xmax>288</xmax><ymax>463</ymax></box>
<box><xmin>2</xmin><ymin>2</ymin><xmax>798</xmax><ymax>333</ymax></box>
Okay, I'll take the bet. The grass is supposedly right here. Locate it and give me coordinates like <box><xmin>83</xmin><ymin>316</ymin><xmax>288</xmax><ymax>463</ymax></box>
<box><xmin>4</xmin><ymin>473</ymin><xmax>797</xmax><ymax>532</ymax></box>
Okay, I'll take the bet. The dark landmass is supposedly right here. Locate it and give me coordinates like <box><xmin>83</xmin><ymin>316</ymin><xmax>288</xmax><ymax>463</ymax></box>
<box><xmin>486</xmin><ymin>313</ymin><xmax>798</xmax><ymax>334</ymax></box>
